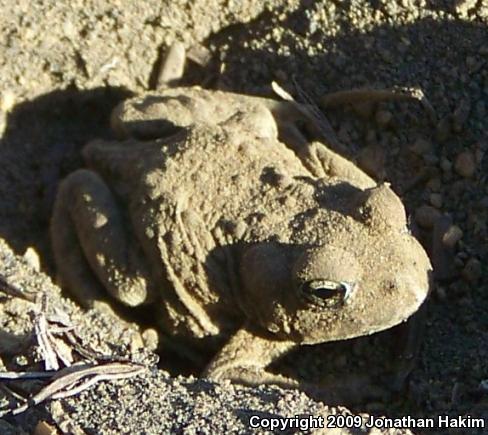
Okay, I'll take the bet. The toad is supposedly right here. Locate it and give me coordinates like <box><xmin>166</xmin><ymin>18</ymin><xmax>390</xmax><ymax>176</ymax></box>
<box><xmin>51</xmin><ymin>76</ymin><xmax>431</xmax><ymax>391</ymax></box>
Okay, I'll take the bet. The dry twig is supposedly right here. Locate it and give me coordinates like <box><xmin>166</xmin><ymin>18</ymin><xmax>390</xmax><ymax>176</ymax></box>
<box><xmin>0</xmin><ymin>274</ymin><xmax>149</xmax><ymax>418</ymax></box>
<box><xmin>0</xmin><ymin>275</ymin><xmax>36</xmax><ymax>302</ymax></box>
<box><xmin>2</xmin><ymin>361</ymin><xmax>147</xmax><ymax>416</ymax></box>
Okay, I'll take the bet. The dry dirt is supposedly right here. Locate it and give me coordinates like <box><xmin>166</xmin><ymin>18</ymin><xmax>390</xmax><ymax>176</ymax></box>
<box><xmin>0</xmin><ymin>0</ymin><xmax>487</xmax><ymax>434</ymax></box>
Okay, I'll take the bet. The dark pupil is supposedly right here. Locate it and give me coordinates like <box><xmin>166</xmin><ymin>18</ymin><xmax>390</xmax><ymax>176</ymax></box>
<box><xmin>301</xmin><ymin>280</ymin><xmax>347</xmax><ymax>308</ymax></box>
<box><xmin>315</xmin><ymin>285</ymin><xmax>344</xmax><ymax>300</ymax></box>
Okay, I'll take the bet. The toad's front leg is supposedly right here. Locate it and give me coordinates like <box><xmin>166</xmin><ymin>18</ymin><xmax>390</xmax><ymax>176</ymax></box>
<box><xmin>202</xmin><ymin>324</ymin><xmax>299</xmax><ymax>389</ymax></box>
<box><xmin>203</xmin><ymin>325</ymin><xmax>388</xmax><ymax>405</ymax></box>
<box><xmin>51</xmin><ymin>169</ymin><xmax>155</xmax><ymax>308</ymax></box>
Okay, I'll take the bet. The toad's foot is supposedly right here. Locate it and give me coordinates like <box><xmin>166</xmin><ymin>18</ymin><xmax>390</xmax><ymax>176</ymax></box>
<box><xmin>202</xmin><ymin>324</ymin><xmax>299</xmax><ymax>389</ymax></box>
<box><xmin>203</xmin><ymin>324</ymin><xmax>390</xmax><ymax>405</ymax></box>
<box><xmin>51</xmin><ymin>169</ymin><xmax>155</xmax><ymax>308</ymax></box>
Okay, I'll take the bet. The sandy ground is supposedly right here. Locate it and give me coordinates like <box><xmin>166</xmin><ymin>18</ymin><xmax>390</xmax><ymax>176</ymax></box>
<box><xmin>0</xmin><ymin>0</ymin><xmax>487</xmax><ymax>433</ymax></box>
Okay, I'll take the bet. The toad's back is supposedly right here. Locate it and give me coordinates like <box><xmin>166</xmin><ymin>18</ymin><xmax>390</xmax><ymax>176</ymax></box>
<box><xmin>119</xmin><ymin>124</ymin><xmax>321</xmax><ymax>340</ymax></box>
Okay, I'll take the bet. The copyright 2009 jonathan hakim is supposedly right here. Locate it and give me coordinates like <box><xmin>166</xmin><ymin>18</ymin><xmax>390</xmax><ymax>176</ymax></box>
<box><xmin>248</xmin><ymin>413</ymin><xmax>485</xmax><ymax>431</ymax></box>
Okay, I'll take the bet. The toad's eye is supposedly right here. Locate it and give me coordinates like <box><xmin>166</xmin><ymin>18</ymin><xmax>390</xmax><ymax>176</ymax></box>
<box><xmin>299</xmin><ymin>279</ymin><xmax>355</xmax><ymax>308</ymax></box>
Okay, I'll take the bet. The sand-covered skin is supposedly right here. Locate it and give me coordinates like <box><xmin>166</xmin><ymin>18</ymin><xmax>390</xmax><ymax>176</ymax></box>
<box><xmin>0</xmin><ymin>1</ymin><xmax>487</xmax><ymax>434</ymax></box>
<box><xmin>51</xmin><ymin>84</ymin><xmax>431</xmax><ymax>388</ymax></box>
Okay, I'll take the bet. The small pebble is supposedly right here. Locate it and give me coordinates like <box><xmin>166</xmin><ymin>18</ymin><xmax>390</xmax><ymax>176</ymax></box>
<box><xmin>454</xmin><ymin>150</ymin><xmax>476</xmax><ymax>178</ymax></box>
<box><xmin>14</xmin><ymin>355</ymin><xmax>29</xmax><ymax>366</ymax></box>
<box><xmin>436</xmin><ymin>116</ymin><xmax>451</xmax><ymax>142</ymax></box>
<box><xmin>454</xmin><ymin>256</ymin><xmax>465</xmax><ymax>268</ymax></box>
<box><xmin>452</xmin><ymin>98</ymin><xmax>471</xmax><ymax>133</ymax></box>
<box><xmin>466</xmin><ymin>55</ymin><xmax>477</xmax><ymax>71</ymax></box>
<box><xmin>448</xmin><ymin>280</ymin><xmax>468</xmax><ymax>297</ymax></box>
<box><xmin>479</xmin><ymin>379</ymin><xmax>488</xmax><ymax>392</ymax></box>
<box><xmin>435</xmin><ymin>286</ymin><xmax>447</xmax><ymax>301</ymax></box>
<box><xmin>142</xmin><ymin>328</ymin><xmax>160</xmax><ymax>352</ymax></box>
<box><xmin>365</xmin><ymin>128</ymin><xmax>377</xmax><ymax>146</ymax></box>
<box><xmin>34</xmin><ymin>420</ymin><xmax>58</xmax><ymax>435</ymax></box>
<box><xmin>442</xmin><ymin>224</ymin><xmax>463</xmax><ymax>248</ymax></box>
<box><xmin>479</xmin><ymin>196</ymin><xmax>488</xmax><ymax>209</ymax></box>
<box><xmin>461</xmin><ymin>258</ymin><xmax>482</xmax><ymax>284</ymax></box>
<box><xmin>410</xmin><ymin>137</ymin><xmax>432</xmax><ymax>156</ymax></box>
<box><xmin>23</xmin><ymin>247</ymin><xmax>41</xmax><ymax>271</ymax></box>
<box><xmin>442</xmin><ymin>171</ymin><xmax>453</xmax><ymax>183</ymax></box>
<box><xmin>426</xmin><ymin>177</ymin><xmax>442</xmax><ymax>192</ymax></box>
<box><xmin>423</xmin><ymin>154</ymin><xmax>439</xmax><ymax>166</ymax></box>
<box><xmin>333</xmin><ymin>353</ymin><xmax>348</xmax><ymax>368</ymax></box>
<box><xmin>475</xmin><ymin>147</ymin><xmax>485</xmax><ymax>165</ymax></box>
<box><xmin>375</xmin><ymin>109</ymin><xmax>393</xmax><ymax>128</ymax></box>
<box><xmin>475</xmin><ymin>100</ymin><xmax>486</xmax><ymax>117</ymax></box>
<box><xmin>455</xmin><ymin>0</ymin><xmax>477</xmax><ymax>17</ymax></box>
<box><xmin>415</xmin><ymin>205</ymin><xmax>441</xmax><ymax>229</ymax></box>
<box><xmin>187</xmin><ymin>44</ymin><xmax>212</xmax><ymax>67</ymax></box>
<box><xmin>129</xmin><ymin>332</ymin><xmax>145</xmax><ymax>353</ymax></box>
<box><xmin>430</xmin><ymin>193</ymin><xmax>443</xmax><ymax>209</ymax></box>
<box><xmin>157</xmin><ymin>41</ymin><xmax>186</xmax><ymax>88</ymax></box>
<box><xmin>0</xmin><ymin>112</ymin><xmax>6</xmax><ymax>136</ymax></box>
<box><xmin>0</xmin><ymin>90</ymin><xmax>15</xmax><ymax>112</ymax></box>
<box><xmin>440</xmin><ymin>157</ymin><xmax>452</xmax><ymax>173</ymax></box>
<box><xmin>450</xmin><ymin>179</ymin><xmax>467</xmax><ymax>198</ymax></box>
